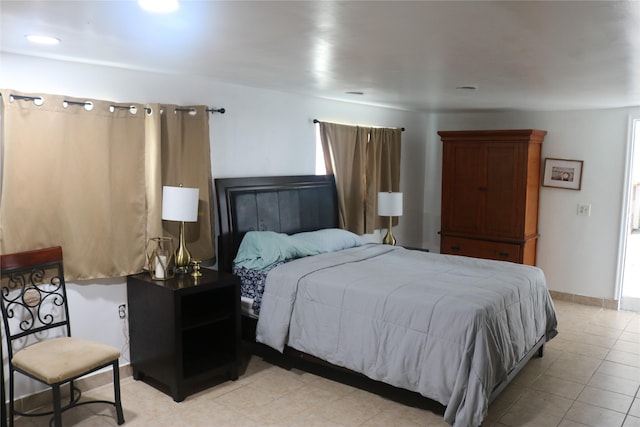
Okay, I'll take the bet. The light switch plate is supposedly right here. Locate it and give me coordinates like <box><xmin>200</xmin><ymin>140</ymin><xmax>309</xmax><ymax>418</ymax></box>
<box><xmin>577</xmin><ymin>204</ymin><xmax>591</xmax><ymax>216</ymax></box>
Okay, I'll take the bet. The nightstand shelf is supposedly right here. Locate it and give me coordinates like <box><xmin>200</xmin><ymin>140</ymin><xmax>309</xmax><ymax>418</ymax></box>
<box><xmin>182</xmin><ymin>312</ymin><xmax>233</xmax><ymax>331</ymax></box>
<box><xmin>127</xmin><ymin>268</ymin><xmax>240</xmax><ymax>402</ymax></box>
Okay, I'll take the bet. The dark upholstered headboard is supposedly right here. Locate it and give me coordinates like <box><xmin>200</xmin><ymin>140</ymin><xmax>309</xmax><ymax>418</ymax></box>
<box><xmin>214</xmin><ymin>175</ymin><xmax>339</xmax><ymax>273</ymax></box>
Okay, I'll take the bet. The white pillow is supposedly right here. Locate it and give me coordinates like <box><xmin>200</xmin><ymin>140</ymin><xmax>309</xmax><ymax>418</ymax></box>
<box><xmin>293</xmin><ymin>228</ymin><xmax>364</xmax><ymax>253</ymax></box>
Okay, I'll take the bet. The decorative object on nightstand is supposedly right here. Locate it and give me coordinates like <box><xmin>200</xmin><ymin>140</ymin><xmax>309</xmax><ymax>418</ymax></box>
<box><xmin>146</xmin><ymin>236</ymin><xmax>175</xmax><ymax>280</ymax></box>
<box><xmin>191</xmin><ymin>259</ymin><xmax>202</xmax><ymax>278</ymax></box>
<box><xmin>162</xmin><ymin>185</ymin><xmax>199</xmax><ymax>274</ymax></box>
<box><xmin>378</xmin><ymin>191</ymin><xmax>403</xmax><ymax>245</ymax></box>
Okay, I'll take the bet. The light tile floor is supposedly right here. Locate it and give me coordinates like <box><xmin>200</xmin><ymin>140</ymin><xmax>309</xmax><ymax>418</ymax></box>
<box><xmin>12</xmin><ymin>299</ymin><xmax>640</xmax><ymax>427</ymax></box>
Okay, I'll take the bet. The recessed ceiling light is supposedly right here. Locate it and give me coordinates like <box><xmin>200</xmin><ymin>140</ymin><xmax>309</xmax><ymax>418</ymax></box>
<box><xmin>138</xmin><ymin>0</ymin><xmax>179</xmax><ymax>13</ymax></box>
<box><xmin>25</xmin><ymin>35</ymin><xmax>61</xmax><ymax>45</ymax></box>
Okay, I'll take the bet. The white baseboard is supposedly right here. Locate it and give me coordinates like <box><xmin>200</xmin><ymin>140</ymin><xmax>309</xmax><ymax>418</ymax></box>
<box><xmin>549</xmin><ymin>290</ymin><xmax>619</xmax><ymax>310</ymax></box>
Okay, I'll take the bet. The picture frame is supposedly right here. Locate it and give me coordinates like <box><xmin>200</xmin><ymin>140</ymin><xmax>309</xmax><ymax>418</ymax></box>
<box><xmin>542</xmin><ymin>158</ymin><xmax>583</xmax><ymax>190</ymax></box>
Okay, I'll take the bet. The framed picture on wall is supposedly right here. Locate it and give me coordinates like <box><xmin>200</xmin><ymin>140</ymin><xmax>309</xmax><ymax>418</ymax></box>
<box><xmin>543</xmin><ymin>158</ymin><xmax>584</xmax><ymax>190</ymax></box>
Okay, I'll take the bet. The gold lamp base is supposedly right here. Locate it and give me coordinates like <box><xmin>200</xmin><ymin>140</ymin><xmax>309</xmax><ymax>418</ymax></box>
<box><xmin>174</xmin><ymin>221</ymin><xmax>192</xmax><ymax>274</ymax></box>
<box><xmin>382</xmin><ymin>216</ymin><xmax>396</xmax><ymax>245</ymax></box>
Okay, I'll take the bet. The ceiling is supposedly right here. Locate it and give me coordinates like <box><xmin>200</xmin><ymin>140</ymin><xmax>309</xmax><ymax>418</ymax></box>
<box><xmin>2</xmin><ymin>0</ymin><xmax>640</xmax><ymax>112</ymax></box>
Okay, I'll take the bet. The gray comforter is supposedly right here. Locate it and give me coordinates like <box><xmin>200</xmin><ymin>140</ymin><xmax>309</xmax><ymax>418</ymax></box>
<box><xmin>256</xmin><ymin>244</ymin><xmax>558</xmax><ymax>427</ymax></box>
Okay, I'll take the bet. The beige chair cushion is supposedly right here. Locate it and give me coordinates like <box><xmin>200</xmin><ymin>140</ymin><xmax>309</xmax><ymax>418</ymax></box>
<box><xmin>12</xmin><ymin>337</ymin><xmax>120</xmax><ymax>384</ymax></box>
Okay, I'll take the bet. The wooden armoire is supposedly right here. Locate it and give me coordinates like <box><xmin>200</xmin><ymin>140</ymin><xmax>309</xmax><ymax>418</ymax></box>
<box><xmin>438</xmin><ymin>129</ymin><xmax>546</xmax><ymax>265</ymax></box>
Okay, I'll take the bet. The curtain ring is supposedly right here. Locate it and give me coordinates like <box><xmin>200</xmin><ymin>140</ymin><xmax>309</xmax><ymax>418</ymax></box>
<box><xmin>8</xmin><ymin>95</ymin><xmax>44</xmax><ymax>106</ymax></box>
<box><xmin>63</xmin><ymin>100</ymin><xmax>93</xmax><ymax>111</ymax></box>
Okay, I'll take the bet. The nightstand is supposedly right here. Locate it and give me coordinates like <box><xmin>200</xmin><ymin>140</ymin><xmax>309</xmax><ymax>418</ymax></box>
<box><xmin>126</xmin><ymin>268</ymin><xmax>240</xmax><ymax>402</ymax></box>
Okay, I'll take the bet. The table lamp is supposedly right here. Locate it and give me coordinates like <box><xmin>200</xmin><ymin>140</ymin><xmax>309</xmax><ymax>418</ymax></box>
<box><xmin>378</xmin><ymin>192</ymin><xmax>403</xmax><ymax>245</ymax></box>
<box><xmin>162</xmin><ymin>185</ymin><xmax>199</xmax><ymax>274</ymax></box>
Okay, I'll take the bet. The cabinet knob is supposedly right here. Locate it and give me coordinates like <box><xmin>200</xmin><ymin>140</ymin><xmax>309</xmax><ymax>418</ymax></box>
<box><xmin>498</xmin><ymin>252</ymin><xmax>509</xmax><ymax>257</ymax></box>
<box><xmin>450</xmin><ymin>245</ymin><xmax>461</xmax><ymax>252</ymax></box>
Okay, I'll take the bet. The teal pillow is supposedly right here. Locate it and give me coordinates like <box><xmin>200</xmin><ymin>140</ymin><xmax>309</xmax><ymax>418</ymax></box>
<box><xmin>233</xmin><ymin>231</ymin><xmax>324</xmax><ymax>270</ymax></box>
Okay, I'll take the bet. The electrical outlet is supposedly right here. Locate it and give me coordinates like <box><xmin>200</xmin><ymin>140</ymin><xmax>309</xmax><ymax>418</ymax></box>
<box><xmin>118</xmin><ymin>304</ymin><xmax>127</xmax><ymax>319</ymax></box>
<box><xmin>577</xmin><ymin>204</ymin><xmax>591</xmax><ymax>217</ymax></box>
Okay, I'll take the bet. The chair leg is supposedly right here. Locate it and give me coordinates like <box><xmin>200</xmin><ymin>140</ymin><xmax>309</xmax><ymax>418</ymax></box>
<box><xmin>1</xmin><ymin>363</ymin><xmax>5</xmax><ymax>427</ymax></box>
<box><xmin>52</xmin><ymin>385</ymin><xmax>62</xmax><ymax>427</ymax></box>
<box><xmin>68</xmin><ymin>379</ymin><xmax>75</xmax><ymax>405</ymax></box>
<box><xmin>8</xmin><ymin>370</ymin><xmax>15</xmax><ymax>427</ymax></box>
<box><xmin>112</xmin><ymin>361</ymin><xmax>124</xmax><ymax>425</ymax></box>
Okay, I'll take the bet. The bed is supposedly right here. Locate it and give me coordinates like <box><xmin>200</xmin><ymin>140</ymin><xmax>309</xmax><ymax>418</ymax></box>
<box><xmin>215</xmin><ymin>174</ymin><xmax>558</xmax><ymax>427</ymax></box>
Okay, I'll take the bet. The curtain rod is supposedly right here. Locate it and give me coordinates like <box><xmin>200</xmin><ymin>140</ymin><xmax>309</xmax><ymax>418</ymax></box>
<box><xmin>8</xmin><ymin>94</ymin><xmax>90</xmax><ymax>107</ymax></box>
<box><xmin>64</xmin><ymin>100</ymin><xmax>90</xmax><ymax>106</ymax></box>
<box><xmin>313</xmin><ymin>118</ymin><xmax>404</xmax><ymax>132</ymax></box>
<box><xmin>10</xmin><ymin>95</ymin><xmax>147</xmax><ymax>114</ymax></box>
<box><xmin>6</xmin><ymin>95</ymin><xmax>226</xmax><ymax>115</ymax></box>
<box><xmin>175</xmin><ymin>107</ymin><xmax>226</xmax><ymax>114</ymax></box>
<box><xmin>9</xmin><ymin>94</ymin><xmax>41</xmax><ymax>101</ymax></box>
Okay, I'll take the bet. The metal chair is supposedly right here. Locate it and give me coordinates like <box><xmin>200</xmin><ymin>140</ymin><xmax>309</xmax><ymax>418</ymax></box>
<box><xmin>0</xmin><ymin>246</ymin><xmax>124</xmax><ymax>426</ymax></box>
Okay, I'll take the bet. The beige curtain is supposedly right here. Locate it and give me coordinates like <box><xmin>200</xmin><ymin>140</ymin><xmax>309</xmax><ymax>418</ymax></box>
<box><xmin>145</xmin><ymin>104</ymin><xmax>163</xmax><ymax>243</ymax></box>
<box><xmin>159</xmin><ymin>105</ymin><xmax>215</xmax><ymax>263</ymax></box>
<box><xmin>0</xmin><ymin>91</ymin><xmax>147</xmax><ymax>279</ymax></box>
<box><xmin>319</xmin><ymin>121</ymin><xmax>401</xmax><ymax>234</ymax></box>
<box><xmin>367</xmin><ymin>127</ymin><xmax>402</xmax><ymax>230</ymax></box>
<box><xmin>319</xmin><ymin>122</ymin><xmax>368</xmax><ymax>233</ymax></box>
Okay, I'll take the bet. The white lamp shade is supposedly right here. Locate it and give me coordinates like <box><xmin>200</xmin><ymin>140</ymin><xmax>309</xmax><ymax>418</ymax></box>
<box><xmin>162</xmin><ymin>186</ymin><xmax>200</xmax><ymax>222</ymax></box>
<box><xmin>378</xmin><ymin>192</ymin><xmax>403</xmax><ymax>217</ymax></box>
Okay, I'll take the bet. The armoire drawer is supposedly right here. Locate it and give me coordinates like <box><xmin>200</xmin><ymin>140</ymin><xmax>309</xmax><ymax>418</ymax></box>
<box><xmin>440</xmin><ymin>236</ymin><xmax>521</xmax><ymax>263</ymax></box>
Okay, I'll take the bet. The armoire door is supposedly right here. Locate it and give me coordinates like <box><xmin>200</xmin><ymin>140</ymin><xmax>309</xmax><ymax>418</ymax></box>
<box><xmin>441</xmin><ymin>142</ymin><xmax>485</xmax><ymax>234</ymax></box>
<box><xmin>483</xmin><ymin>143</ymin><xmax>525</xmax><ymax>238</ymax></box>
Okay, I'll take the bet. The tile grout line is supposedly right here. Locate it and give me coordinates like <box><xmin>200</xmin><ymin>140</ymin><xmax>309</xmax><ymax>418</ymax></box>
<box><xmin>621</xmin><ymin>385</ymin><xmax>640</xmax><ymax>427</ymax></box>
<box><xmin>557</xmin><ymin>358</ymin><xmax>602</xmax><ymax>427</ymax></box>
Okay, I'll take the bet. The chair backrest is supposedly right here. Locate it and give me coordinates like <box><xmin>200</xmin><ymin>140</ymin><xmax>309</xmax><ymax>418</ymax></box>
<box><xmin>0</xmin><ymin>246</ymin><xmax>72</xmax><ymax>359</ymax></box>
